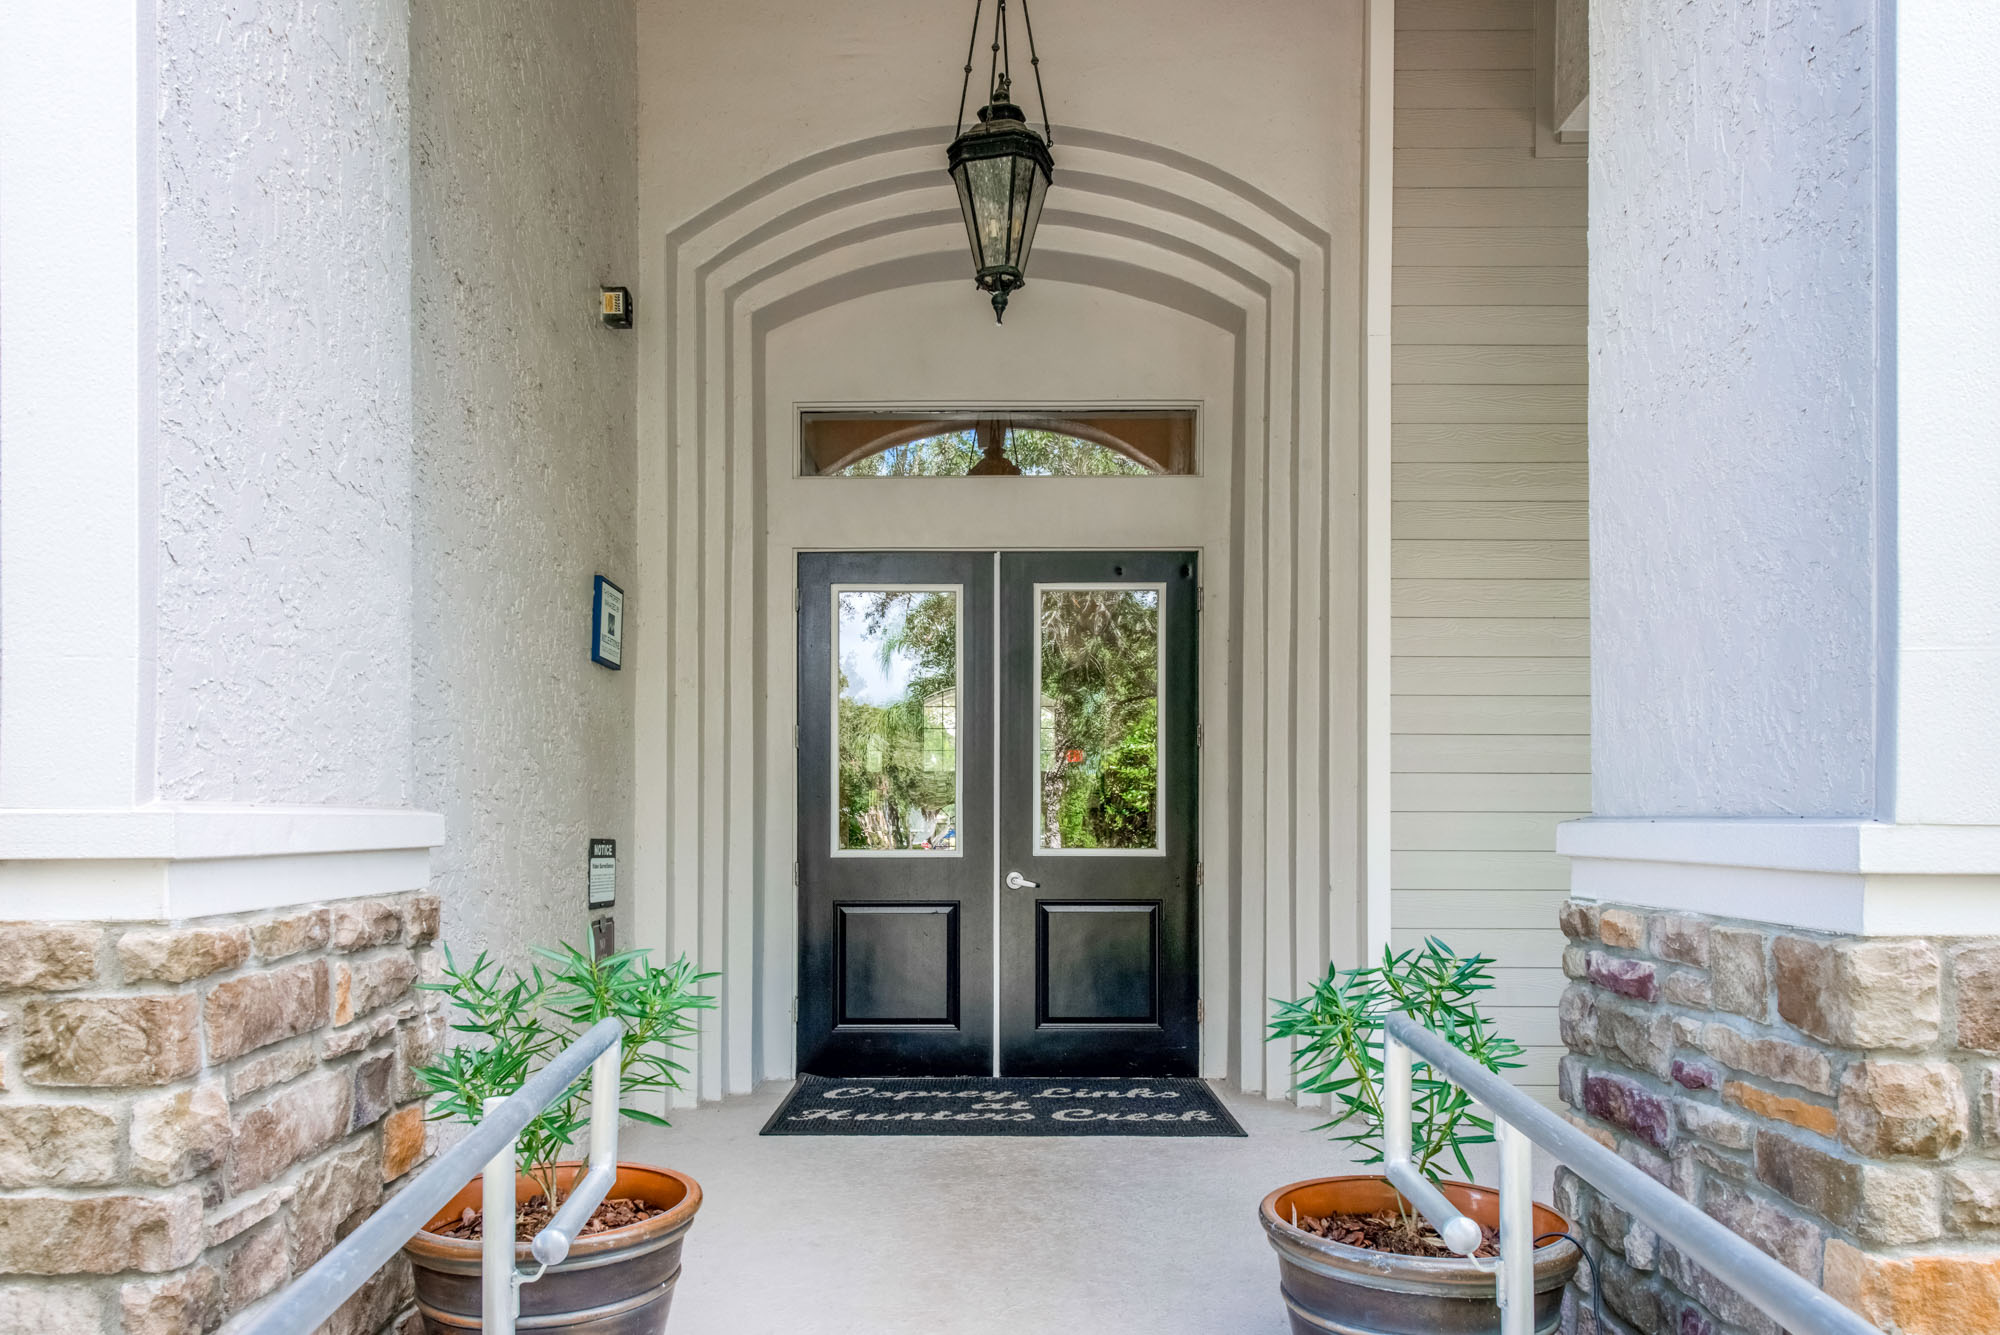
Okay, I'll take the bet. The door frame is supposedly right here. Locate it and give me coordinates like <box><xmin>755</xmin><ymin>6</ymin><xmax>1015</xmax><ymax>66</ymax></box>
<box><xmin>755</xmin><ymin>402</ymin><xmax>1236</xmax><ymax>1094</ymax></box>
<box><xmin>792</xmin><ymin>549</ymin><xmax>1202</xmax><ymax>1079</ymax></box>
<box><xmin>765</xmin><ymin>535</ymin><xmax>1227</xmax><ymax>1088</ymax></box>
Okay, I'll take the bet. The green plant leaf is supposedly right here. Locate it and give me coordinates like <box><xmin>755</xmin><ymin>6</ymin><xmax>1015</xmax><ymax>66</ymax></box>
<box><xmin>619</xmin><ymin>1108</ymin><xmax>671</xmax><ymax>1126</ymax></box>
<box><xmin>1267</xmin><ymin>937</ymin><xmax>1523</xmax><ymax>1186</ymax></box>
<box><xmin>413</xmin><ymin>937</ymin><xmax>714</xmax><ymax>1210</ymax></box>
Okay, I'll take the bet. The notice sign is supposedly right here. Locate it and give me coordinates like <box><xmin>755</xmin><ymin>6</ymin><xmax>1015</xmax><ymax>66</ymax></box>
<box><xmin>592</xmin><ymin>576</ymin><xmax>624</xmax><ymax>669</ymax></box>
<box><xmin>587</xmin><ymin>838</ymin><xmax>616</xmax><ymax>908</ymax></box>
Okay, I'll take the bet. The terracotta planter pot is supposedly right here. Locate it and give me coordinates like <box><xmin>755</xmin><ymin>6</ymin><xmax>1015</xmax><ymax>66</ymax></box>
<box><xmin>404</xmin><ymin>1161</ymin><xmax>701</xmax><ymax>1333</ymax></box>
<box><xmin>1260</xmin><ymin>1175</ymin><xmax>1581</xmax><ymax>1335</ymax></box>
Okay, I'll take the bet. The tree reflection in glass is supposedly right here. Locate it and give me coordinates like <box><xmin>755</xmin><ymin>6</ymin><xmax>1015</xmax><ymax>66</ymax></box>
<box><xmin>836</xmin><ymin>591</ymin><xmax>959</xmax><ymax>851</ymax></box>
<box><xmin>835</xmin><ymin>428</ymin><xmax>1154</xmax><ymax>477</ymax></box>
<box><xmin>1038</xmin><ymin>589</ymin><xmax>1160</xmax><ymax>850</ymax></box>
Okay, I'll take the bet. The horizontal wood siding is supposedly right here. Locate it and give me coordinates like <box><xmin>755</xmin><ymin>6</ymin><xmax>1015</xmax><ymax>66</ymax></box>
<box><xmin>1393</xmin><ymin>0</ymin><xmax>1585</xmax><ymax>1108</ymax></box>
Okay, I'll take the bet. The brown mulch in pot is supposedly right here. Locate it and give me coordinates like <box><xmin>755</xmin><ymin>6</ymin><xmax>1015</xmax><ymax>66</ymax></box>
<box><xmin>431</xmin><ymin>1196</ymin><xmax>667</xmax><ymax>1243</ymax></box>
<box><xmin>1288</xmin><ymin>1207</ymin><xmax>1501</xmax><ymax>1259</ymax></box>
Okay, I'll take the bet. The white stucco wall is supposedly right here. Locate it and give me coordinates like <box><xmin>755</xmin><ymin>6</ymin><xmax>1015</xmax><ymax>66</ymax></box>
<box><xmin>638</xmin><ymin>0</ymin><xmax>1354</xmax><ymax>238</ymax></box>
<box><xmin>1890</xmin><ymin>5</ymin><xmax>2000</xmax><ymax>827</ymax></box>
<box><xmin>1</xmin><ymin>5</ymin><xmax>155</xmax><ymax>809</ymax></box>
<box><xmin>1588</xmin><ymin>0</ymin><xmax>1884</xmax><ymax>819</ymax></box>
<box><xmin>153</xmin><ymin>0</ymin><xmax>416</xmax><ymax>807</ymax></box>
<box><xmin>410</xmin><ymin>0</ymin><xmax>640</xmax><ymax>961</ymax></box>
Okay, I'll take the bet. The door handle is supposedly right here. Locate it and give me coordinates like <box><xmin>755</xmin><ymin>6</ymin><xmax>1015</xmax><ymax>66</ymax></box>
<box><xmin>1005</xmin><ymin>871</ymin><xmax>1038</xmax><ymax>890</ymax></box>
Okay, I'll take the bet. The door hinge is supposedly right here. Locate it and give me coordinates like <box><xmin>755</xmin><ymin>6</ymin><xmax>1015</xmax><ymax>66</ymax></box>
<box><xmin>1196</xmin><ymin>722</ymin><xmax>1204</xmax><ymax>748</ymax></box>
<box><xmin>1197</xmin><ymin>998</ymin><xmax>1205</xmax><ymax>1024</ymax></box>
<box><xmin>1195</xmin><ymin>861</ymin><xmax>1204</xmax><ymax>887</ymax></box>
<box><xmin>1197</xmin><ymin>586</ymin><xmax>1205</xmax><ymax>613</ymax></box>
<box><xmin>793</xmin><ymin>724</ymin><xmax>799</xmax><ymax>750</ymax></box>
<box><xmin>792</xmin><ymin>861</ymin><xmax>799</xmax><ymax>887</ymax></box>
<box><xmin>792</xmin><ymin>996</ymin><xmax>799</xmax><ymax>1022</ymax></box>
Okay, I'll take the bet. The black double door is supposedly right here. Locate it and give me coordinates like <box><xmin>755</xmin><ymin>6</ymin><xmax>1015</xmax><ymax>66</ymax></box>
<box><xmin>797</xmin><ymin>551</ymin><xmax>1198</xmax><ymax>1077</ymax></box>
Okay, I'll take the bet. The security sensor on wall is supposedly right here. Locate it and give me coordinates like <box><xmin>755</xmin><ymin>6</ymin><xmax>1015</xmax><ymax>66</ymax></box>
<box><xmin>600</xmin><ymin>286</ymin><xmax>633</xmax><ymax>328</ymax></box>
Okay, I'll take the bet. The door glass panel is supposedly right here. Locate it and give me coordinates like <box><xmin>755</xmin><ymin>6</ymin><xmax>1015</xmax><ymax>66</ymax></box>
<box><xmin>835</xmin><ymin>589</ymin><xmax>960</xmax><ymax>853</ymax></box>
<box><xmin>1036</xmin><ymin>587</ymin><xmax>1162</xmax><ymax>851</ymax></box>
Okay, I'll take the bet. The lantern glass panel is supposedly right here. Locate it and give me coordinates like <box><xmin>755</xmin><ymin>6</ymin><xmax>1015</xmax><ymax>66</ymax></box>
<box><xmin>1007</xmin><ymin>157</ymin><xmax>1037</xmax><ymax>258</ymax></box>
<box><xmin>1014</xmin><ymin>163</ymin><xmax>1047</xmax><ymax>271</ymax></box>
<box><xmin>964</xmin><ymin>156</ymin><xmax>1017</xmax><ymax>269</ymax></box>
<box><xmin>952</xmin><ymin>169</ymin><xmax>983</xmax><ymax>271</ymax></box>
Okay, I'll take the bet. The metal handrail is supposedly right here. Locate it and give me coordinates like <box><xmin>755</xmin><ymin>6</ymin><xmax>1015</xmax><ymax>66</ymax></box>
<box><xmin>238</xmin><ymin>1017</ymin><xmax>625</xmax><ymax>1335</ymax></box>
<box><xmin>1381</xmin><ymin>1012</ymin><xmax>1879</xmax><ymax>1335</ymax></box>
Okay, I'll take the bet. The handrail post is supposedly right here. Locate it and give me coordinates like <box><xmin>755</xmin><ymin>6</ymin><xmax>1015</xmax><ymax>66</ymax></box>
<box><xmin>1380</xmin><ymin>1032</ymin><xmax>1484</xmax><ymax>1256</ymax></box>
<box><xmin>482</xmin><ymin>1095</ymin><xmax>519</xmax><ymax>1335</ymax></box>
<box><xmin>1383</xmin><ymin>1031</ymin><xmax>1412</xmax><ymax>1166</ymax></box>
<box><xmin>528</xmin><ymin>1034</ymin><xmax>624</xmax><ymax>1267</ymax></box>
<box><xmin>1497</xmin><ymin>1117</ymin><xmax>1533</xmax><ymax>1335</ymax></box>
<box><xmin>588</xmin><ymin>1038</ymin><xmax>619</xmax><ymax>1167</ymax></box>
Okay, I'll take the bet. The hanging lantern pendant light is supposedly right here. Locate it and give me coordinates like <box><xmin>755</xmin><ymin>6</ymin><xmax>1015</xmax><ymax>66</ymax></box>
<box><xmin>946</xmin><ymin>0</ymin><xmax>1054</xmax><ymax>323</ymax></box>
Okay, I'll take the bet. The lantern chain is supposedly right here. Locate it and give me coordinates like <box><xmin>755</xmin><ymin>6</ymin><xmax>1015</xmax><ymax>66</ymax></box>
<box><xmin>988</xmin><ymin>0</ymin><xmax>1008</xmax><ymax>106</ymax></box>
<box><xmin>954</xmin><ymin>0</ymin><xmax>1051</xmax><ymax>146</ymax></box>
<box><xmin>1018</xmin><ymin>0</ymin><xmax>1052</xmax><ymax>146</ymax></box>
<box><xmin>954</xmin><ymin>0</ymin><xmax>984</xmax><ymax>137</ymax></box>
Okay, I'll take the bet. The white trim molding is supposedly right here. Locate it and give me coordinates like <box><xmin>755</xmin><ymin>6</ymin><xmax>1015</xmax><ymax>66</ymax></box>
<box><xmin>0</xmin><ymin>805</ymin><xmax>445</xmax><ymax>921</ymax></box>
<box><xmin>1558</xmin><ymin>817</ymin><xmax>2000</xmax><ymax>937</ymax></box>
<box><xmin>0</xmin><ymin>0</ymin><xmax>155</xmax><ymax>810</ymax></box>
<box><xmin>1360</xmin><ymin>0</ymin><xmax>1394</xmax><ymax>964</ymax></box>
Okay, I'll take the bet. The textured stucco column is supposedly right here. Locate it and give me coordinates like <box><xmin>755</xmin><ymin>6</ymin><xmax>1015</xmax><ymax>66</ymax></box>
<box><xmin>0</xmin><ymin>4</ymin><xmax>440</xmax><ymax>1333</ymax></box>
<box><xmin>3</xmin><ymin>0</ymin><xmax>646</xmax><ymax>1325</ymax></box>
<box><xmin>0</xmin><ymin>0</ymin><xmax>436</xmax><ymax>919</ymax></box>
<box><xmin>1560</xmin><ymin>4</ymin><xmax>2000</xmax><ymax>1333</ymax></box>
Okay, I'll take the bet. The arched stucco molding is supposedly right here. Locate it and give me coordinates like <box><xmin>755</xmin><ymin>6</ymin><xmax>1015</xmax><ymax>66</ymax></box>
<box><xmin>634</xmin><ymin>126</ymin><xmax>1359</xmax><ymax>1106</ymax></box>
<box><xmin>751</xmin><ymin>246</ymin><xmax>1253</xmax><ymax>339</ymax></box>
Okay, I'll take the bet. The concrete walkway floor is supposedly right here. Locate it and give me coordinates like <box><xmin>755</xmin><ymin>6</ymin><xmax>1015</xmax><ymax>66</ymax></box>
<box><xmin>621</xmin><ymin>1081</ymin><xmax>1352</xmax><ymax>1335</ymax></box>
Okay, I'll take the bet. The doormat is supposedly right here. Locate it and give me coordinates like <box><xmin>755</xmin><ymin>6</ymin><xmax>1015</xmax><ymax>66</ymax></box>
<box><xmin>760</xmin><ymin>1076</ymin><xmax>1246</xmax><ymax>1137</ymax></box>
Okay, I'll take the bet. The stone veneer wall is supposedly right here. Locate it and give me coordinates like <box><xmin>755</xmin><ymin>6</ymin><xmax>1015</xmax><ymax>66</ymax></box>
<box><xmin>0</xmin><ymin>894</ymin><xmax>445</xmax><ymax>1334</ymax></box>
<box><xmin>1556</xmin><ymin>901</ymin><xmax>2000</xmax><ymax>1335</ymax></box>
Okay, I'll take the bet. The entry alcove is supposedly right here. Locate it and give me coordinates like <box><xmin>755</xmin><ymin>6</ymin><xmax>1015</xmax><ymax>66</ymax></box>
<box><xmin>635</xmin><ymin>124</ymin><xmax>1362</xmax><ymax>1104</ymax></box>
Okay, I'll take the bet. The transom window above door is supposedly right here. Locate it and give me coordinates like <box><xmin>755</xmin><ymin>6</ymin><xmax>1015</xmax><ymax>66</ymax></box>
<box><xmin>798</xmin><ymin>408</ymin><xmax>1196</xmax><ymax>478</ymax></box>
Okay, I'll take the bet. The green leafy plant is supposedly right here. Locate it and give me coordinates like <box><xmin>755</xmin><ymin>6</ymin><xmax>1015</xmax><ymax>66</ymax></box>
<box><xmin>1269</xmin><ymin>937</ymin><xmax>1523</xmax><ymax>1183</ymax></box>
<box><xmin>416</xmin><ymin>942</ymin><xmax>717</xmax><ymax>1211</ymax></box>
